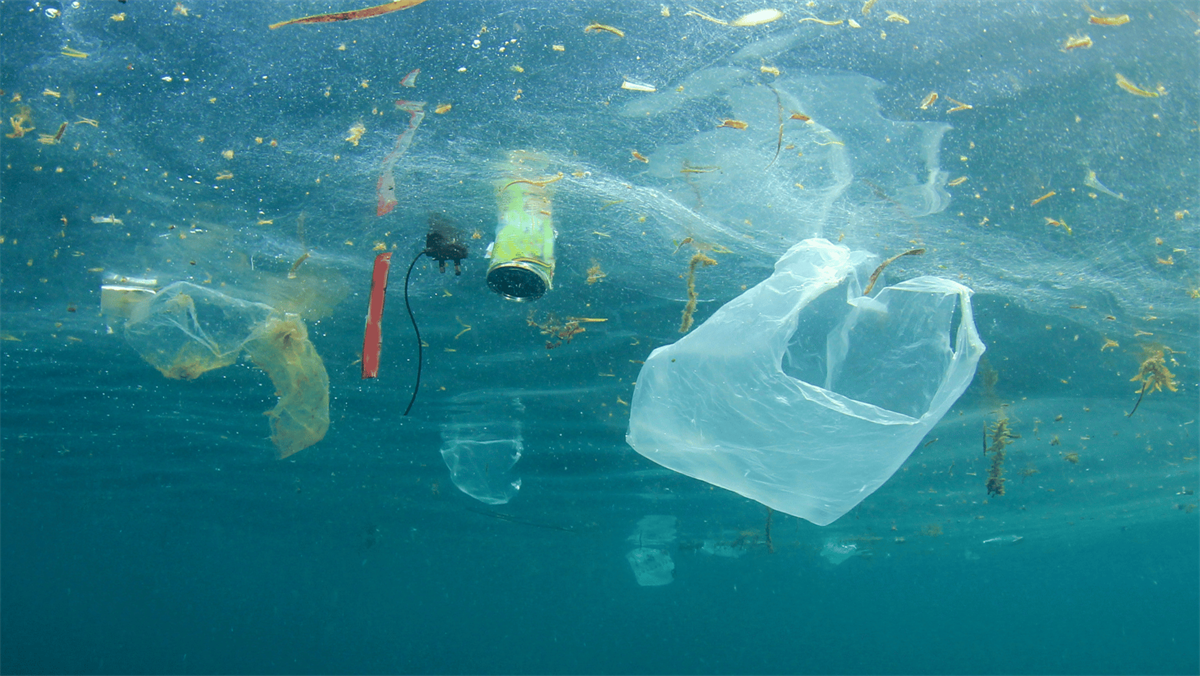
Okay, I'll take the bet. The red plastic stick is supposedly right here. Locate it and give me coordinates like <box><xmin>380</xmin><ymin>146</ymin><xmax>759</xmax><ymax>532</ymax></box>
<box><xmin>362</xmin><ymin>252</ymin><xmax>393</xmax><ymax>379</ymax></box>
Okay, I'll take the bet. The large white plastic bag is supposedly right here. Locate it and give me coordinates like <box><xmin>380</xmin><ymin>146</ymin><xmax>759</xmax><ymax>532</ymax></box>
<box><xmin>626</xmin><ymin>239</ymin><xmax>985</xmax><ymax>526</ymax></box>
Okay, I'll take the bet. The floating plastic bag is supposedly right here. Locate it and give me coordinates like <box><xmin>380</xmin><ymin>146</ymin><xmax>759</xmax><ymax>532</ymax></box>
<box><xmin>820</xmin><ymin>540</ymin><xmax>860</xmax><ymax>566</ymax></box>
<box><xmin>122</xmin><ymin>282</ymin><xmax>330</xmax><ymax>458</ymax></box>
<box><xmin>439</xmin><ymin>406</ymin><xmax>524</xmax><ymax>506</ymax></box>
<box><xmin>626</xmin><ymin>548</ymin><xmax>675</xmax><ymax>587</ymax></box>
<box><xmin>626</xmin><ymin>239</ymin><xmax>985</xmax><ymax>526</ymax></box>
<box><xmin>626</xmin><ymin>515</ymin><xmax>677</xmax><ymax>586</ymax></box>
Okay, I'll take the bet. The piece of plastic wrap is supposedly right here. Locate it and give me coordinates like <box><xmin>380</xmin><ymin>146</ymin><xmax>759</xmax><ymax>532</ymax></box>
<box><xmin>626</xmin><ymin>239</ymin><xmax>985</xmax><ymax>526</ymax></box>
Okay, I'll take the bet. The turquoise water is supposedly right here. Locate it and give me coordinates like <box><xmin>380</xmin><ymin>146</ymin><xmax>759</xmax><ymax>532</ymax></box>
<box><xmin>2</xmin><ymin>1</ymin><xmax>1197</xmax><ymax>674</ymax></box>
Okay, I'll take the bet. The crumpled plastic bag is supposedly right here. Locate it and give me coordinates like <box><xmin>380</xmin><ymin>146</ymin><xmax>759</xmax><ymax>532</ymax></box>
<box><xmin>439</xmin><ymin>427</ymin><xmax>523</xmax><ymax>505</ymax></box>
<box><xmin>244</xmin><ymin>316</ymin><xmax>329</xmax><ymax>458</ymax></box>
<box><xmin>626</xmin><ymin>239</ymin><xmax>985</xmax><ymax>526</ymax></box>
<box><xmin>626</xmin><ymin>515</ymin><xmax>677</xmax><ymax>586</ymax></box>
<box><xmin>439</xmin><ymin>400</ymin><xmax>524</xmax><ymax>505</ymax></box>
<box><xmin>123</xmin><ymin>282</ymin><xmax>329</xmax><ymax>458</ymax></box>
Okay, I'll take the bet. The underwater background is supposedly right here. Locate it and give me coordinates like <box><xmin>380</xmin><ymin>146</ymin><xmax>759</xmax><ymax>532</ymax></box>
<box><xmin>1</xmin><ymin>1</ymin><xmax>1197</xmax><ymax>674</ymax></box>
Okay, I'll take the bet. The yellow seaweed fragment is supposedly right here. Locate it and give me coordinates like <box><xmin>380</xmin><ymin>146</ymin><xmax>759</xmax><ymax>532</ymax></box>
<box><xmin>1127</xmin><ymin>347</ymin><xmax>1178</xmax><ymax>416</ymax></box>
<box><xmin>434</xmin><ymin>103</ymin><xmax>452</xmax><ymax>114</ymax></box>
<box><xmin>863</xmin><ymin>248</ymin><xmax>925</xmax><ymax>296</ymax></box>
<box><xmin>946</xmin><ymin>97</ymin><xmax>974</xmax><ymax>112</ymax></box>
<box><xmin>454</xmin><ymin>316</ymin><xmax>472</xmax><ymax>340</ymax></box>
<box><xmin>345</xmin><ymin>122</ymin><xmax>366</xmax><ymax>145</ymax></box>
<box><xmin>1045</xmin><ymin>217</ymin><xmax>1072</xmax><ymax>235</ymax></box>
<box><xmin>680</xmin><ymin>251</ymin><xmax>718</xmax><ymax>333</ymax></box>
<box><xmin>584</xmin><ymin>22</ymin><xmax>625</xmax><ymax>37</ymax></box>
<box><xmin>918</xmin><ymin>92</ymin><xmax>938</xmax><ymax>109</ymax></box>
<box><xmin>498</xmin><ymin>172</ymin><xmax>563</xmax><ymax>193</ymax></box>
<box><xmin>885</xmin><ymin>11</ymin><xmax>910</xmax><ymax>24</ymax></box>
<box><xmin>684</xmin><ymin>9</ymin><xmax>728</xmax><ymax>25</ymax></box>
<box><xmin>586</xmin><ymin>261</ymin><xmax>607</xmax><ymax>284</ymax></box>
<box><xmin>1061</xmin><ymin>34</ymin><xmax>1093</xmax><ymax>51</ymax></box>
<box><xmin>37</xmin><ymin>122</ymin><xmax>67</xmax><ymax>145</ymax></box>
<box><xmin>6</xmin><ymin>106</ymin><xmax>34</xmax><ymax>138</ymax></box>
<box><xmin>1030</xmin><ymin>191</ymin><xmax>1056</xmax><ymax>206</ymax></box>
<box><xmin>1094</xmin><ymin>12</ymin><xmax>1128</xmax><ymax>26</ymax></box>
<box><xmin>1115</xmin><ymin>73</ymin><xmax>1159</xmax><ymax>97</ymax></box>
<box><xmin>287</xmin><ymin>252</ymin><xmax>311</xmax><ymax>279</ymax></box>
<box><xmin>798</xmin><ymin>17</ymin><xmax>844</xmax><ymax>26</ymax></box>
<box><xmin>60</xmin><ymin>46</ymin><xmax>89</xmax><ymax>59</ymax></box>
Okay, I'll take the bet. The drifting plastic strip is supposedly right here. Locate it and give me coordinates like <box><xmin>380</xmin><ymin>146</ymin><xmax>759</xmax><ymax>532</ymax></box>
<box><xmin>269</xmin><ymin>0</ymin><xmax>428</xmax><ymax>30</ymax></box>
<box><xmin>376</xmin><ymin>100</ymin><xmax>426</xmax><ymax>217</ymax></box>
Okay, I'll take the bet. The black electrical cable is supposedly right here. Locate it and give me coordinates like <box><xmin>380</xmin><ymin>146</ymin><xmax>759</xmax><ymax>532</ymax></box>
<box><xmin>399</xmin><ymin>215</ymin><xmax>468</xmax><ymax>417</ymax></box>
<box><xmin>401</xmin><ymin>250</ymin><xmax>425</xmax><ymax>416</ymax></box>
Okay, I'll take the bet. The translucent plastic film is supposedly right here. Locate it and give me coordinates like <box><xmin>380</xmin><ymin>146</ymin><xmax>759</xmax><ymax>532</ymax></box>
<box><xmin>244</xmin><ymin>316</ymin><xmax>330</xmax><ymax>459</ymax></box>
<box><xmin>125</xmin><ymin>283</ymin><xmax>275</xmax><ymax>381</ymax></box>
<box><xmin>626</xmin><ymin>239</ymin><xmax>985</xmax><ymax>526</ymax></box>
<box><xmin>122</xmin><ymin>283</ymin><xmax>330</xmax><ymax>458</ymax></box>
